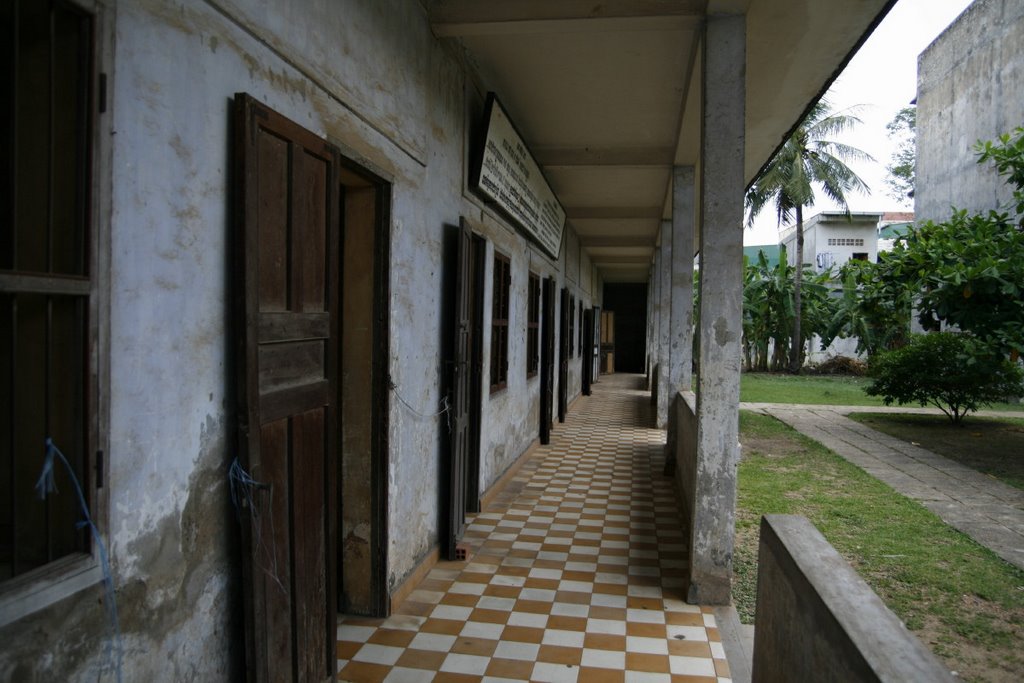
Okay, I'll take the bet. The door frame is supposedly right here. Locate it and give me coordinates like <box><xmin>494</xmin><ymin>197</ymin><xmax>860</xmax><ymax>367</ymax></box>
<box><xmin>335</xmin><ymin>155</ymin><xmax>393</xmax><ymax>617</ymax></box>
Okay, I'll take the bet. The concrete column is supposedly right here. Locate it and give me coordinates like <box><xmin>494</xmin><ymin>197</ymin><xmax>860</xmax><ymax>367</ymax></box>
<box><xmin>689</xmin><ymin>13</ymin><xmax>745</xmax><ymax>606</ymax></box>
<box><xmin>649</xmin><ymin>248</ymin><xmax>662</xmax><ymax>398</ymax></box>
<box><xmin>656</xmin><ymin>221</ymin><xmax>673</xmax><ymax>428</ymax></box>
<box><xmin>669</xmin><ymin>167</ymin><xmax>696</xmax><ymax>396</ymax></box>
<box><xmin>646</xmin><ymin>262</ymin><xmax>656</xmax><ymax>386</ymax></box>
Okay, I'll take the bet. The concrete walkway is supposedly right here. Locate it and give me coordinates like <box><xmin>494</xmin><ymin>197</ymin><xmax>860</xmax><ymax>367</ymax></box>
<box><xmin>742</xmin><ymin>402</ymin><xmax>1024</xmax><ymax>571</ymax></box>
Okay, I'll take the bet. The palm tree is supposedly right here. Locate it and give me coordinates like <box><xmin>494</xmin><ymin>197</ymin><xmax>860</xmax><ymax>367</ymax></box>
<box><xmin>745</xmin><ymin>99</ymin><xmax>872</xmax><ymax>372</ymax></box>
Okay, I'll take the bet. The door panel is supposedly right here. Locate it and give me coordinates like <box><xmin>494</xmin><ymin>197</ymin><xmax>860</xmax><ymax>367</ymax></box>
<box><xmin>540</xmin><ymin>278</ymin><xmax>555</xmax><ymax>444</ymax></box>
<box><xmin>558</xmin><ymin>287</ymin><xmax>569</xmax><ymax>422</ymax></box>
<box><xmin>234</xmin><ymin>93</ymin><xmax>339</xmax><ymax>683</ymax></box>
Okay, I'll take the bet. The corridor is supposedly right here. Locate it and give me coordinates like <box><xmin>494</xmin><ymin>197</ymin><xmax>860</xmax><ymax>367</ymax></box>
<box><xmin>336</xmin><ymin>374</ymin><xmax>730</xmax><ymax>682</ymax></box>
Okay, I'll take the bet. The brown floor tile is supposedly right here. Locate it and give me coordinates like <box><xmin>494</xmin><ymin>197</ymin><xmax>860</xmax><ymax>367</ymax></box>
<box><xmin>441</xmin><ymin>592</ymin><xmax>480</xmax><ymax>607</ymax></box>
<box><xmin>593</xmin><ymin>583</ymin><xmax>627</xmax><ymax>595</ymax></box>
<box><xmin>554</xmin><ymin>590</ymin><xmax>591</xmax><ymax>605</ymax></box>
<box><xmin>513</xmin><ymin>599</ymin><xmax>552</xmax><ymax>614</ymax></box>
<box><xmin>625</xmin><ymin>622</ymin><xmax>666</xmax><ymax>638</ymax></box>
<box><xmin>367</xmin><ymin>629</ymin><xmax>417</xmax><ymax>648</ymax></box>
<box><xmin>395</xmin><ymin>648</ymin><xmax>447</xmax><ymax>670</ymax></box>
<box><xmin>501</xmin><ymin>625</ymin><xmax>545</xmax><ymax>643</ymax></box>
<box><xmin>336</xmin><ymin>661</ymin><xmax>390</xmax><ymax>682</ymax></box>
<box><xmin>547</xmin><ymin>615</ymin><xmax>587</xmax><ymax>632</ymax></box>
<box><xmin>668</xmin><ymin>639</ymin><xmax>712</xmax><ymax>657</ymax></box>
<box><xmin>418</xmin><ymin>578</ymin><xmax>454</xmax><ymax>593</ymax></box>
<box><xmin>394</xmin><ymin>600</ymin><xmax>434</xmax><ymax>617</ymax></box>
<box><xmin>625</xmin><ymin>652</ymin><xmax>670</xmax><ymax>673</ymax></box>
<box><xmin>524</xmin><ymin>577</ymin><xmax>560</xmax><ymax>590</ymax></box>
<box><xmin>577</xmin><ymin>667</ymin><xmax>626</xmax><ymax>683</ymax></box>
<box><xmin>432</xmin><ymin>672</ymin><xmax>482</xmax><ymax>683</ymax></box>
<box><xmin>666</xmin><ymin>611</ymin><xmax>704</xmax><ymax>626</ymax></box>
<box><xmin>537</xmin><ymin>644</ymin><xmax>583</xmax><ymax>665</ymax></box>
<box><xmin>469</xmin><ymin>608</ymin><xmax>511</xmax><ymax>624</ymax></box>
<box><xmin>336</xmin><ymin>641</ymin><xmax>361</xmax><ymax>660</ymax></box>
<box><xmin>451</xmin><ymin>636</ymin><xmax>499</xmax><ymax>657</ymax></box>
<box><xmin>706</xmin><ymin>627</ymin><xmax>721</xmax><ymax>642</ymax></box>
<box><xmin>485</xmin><ymin>657</ymin><xmax>534</xmax><ymax>680</ymax></box>
<box><xmin>459</xmin><ymin>572</ymin><xmax>493</xmax><ymax>584</ymax></box>
<box><xmin>672</xmin><ymin>676</ymin><xmax>717</xmax><ymax>683</ymax></box>
<box><xmin>583</xmin><ymin>633</ymin><xmax>626</xmax><ymax>651</ymax></box>
<box><xmin>420</xmin><ymin>618</ymin><xmax>465</xmax><ymax>635</ymax></box>
<box><xmin>626</xmin><ymin>596</ymin><xmax>662</xmax><ymax>611</ymax></box>
<box><xmin>715</xmin><ymin>657</ymin><xmax>731</xmax><ymax>677</ymax></box>
<box><xmin>589</xmin><ymin>606</ymin><xmax>627</xmax><ymax>621</ymax></box>
<box><xmin>483</xmin><ymin>584</ymin><xmax>522</xmax><ymax>599</ymax></box>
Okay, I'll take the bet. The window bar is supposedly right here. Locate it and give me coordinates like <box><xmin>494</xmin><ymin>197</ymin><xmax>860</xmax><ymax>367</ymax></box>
<box><xmin>8</xmin><ymin>0</ymin><xmax>18</xmax><ymax>269</ymax></box>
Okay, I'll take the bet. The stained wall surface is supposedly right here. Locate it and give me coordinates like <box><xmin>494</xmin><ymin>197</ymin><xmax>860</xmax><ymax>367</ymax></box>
<box><xmin>0</xmin><ymin>0</ymin><xmax>586</xmax><ymax>678</ymax></box>
<box><xmin>916</xmin><ymin>0</ymin><xmax>1024</xmax><ymax>223</ymax></box>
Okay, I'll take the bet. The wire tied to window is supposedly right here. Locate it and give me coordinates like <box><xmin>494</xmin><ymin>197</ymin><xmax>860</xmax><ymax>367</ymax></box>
<box><xmin>35</xmin><ymin>438</ymin><xmax>123</xmax><ymax>683</ymax></box>
<box><xmin>228</xmin><ymin>458</ymin><xmax>286</xmax><ymax>595</ymax></box>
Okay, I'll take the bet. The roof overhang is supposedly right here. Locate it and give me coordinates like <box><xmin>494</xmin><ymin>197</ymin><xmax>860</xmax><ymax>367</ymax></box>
<box><xmin>429</xmin><ymin>0</ymin><xmax>896</xmax><ymax>283</ymax></box>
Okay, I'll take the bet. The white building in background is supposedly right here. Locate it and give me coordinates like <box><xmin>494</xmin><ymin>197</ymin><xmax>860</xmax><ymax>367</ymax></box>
<box><xmin>780</xmin><ymin>211</ymin><xmax>883</xmax><ymax>273</ymax></box>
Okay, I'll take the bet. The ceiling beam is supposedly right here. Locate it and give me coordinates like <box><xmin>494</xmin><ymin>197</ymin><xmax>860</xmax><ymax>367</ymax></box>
<box><xmin>589</xmin><ymin>255</ymin><xmax>653</xmax><ymax>264</ymax></box>
<box><xmin>565</xmin><ymin>206</ymin><xmax>664</xmax><ymax>220</ymax></box>
<box><xmin>535</xmin><ymin>146</ymin><xmax>676</xmax><ymax>167</ymax></box>
<box><xmin>431</xmin><ymin>1</ymin><xmax>704</xmax><ymax>36</ymax></box>
<box><xmin>578</xmin><ymin>235</ymin><xmax>655</xmax><ymax>247</ymax></box>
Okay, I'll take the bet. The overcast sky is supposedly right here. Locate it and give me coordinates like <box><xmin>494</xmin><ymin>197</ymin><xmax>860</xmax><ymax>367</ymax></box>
<box><xmin>744</xmin><ymin>0</ymin><xmax>976</xmax><ymax>246</ymax></box>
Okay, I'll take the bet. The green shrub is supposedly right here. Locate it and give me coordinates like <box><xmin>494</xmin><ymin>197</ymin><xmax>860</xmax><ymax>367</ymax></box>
<box><xmin>866</xmin><ymin>332</ymin><xmax>1023</xmax><ymax>424</ymax></box>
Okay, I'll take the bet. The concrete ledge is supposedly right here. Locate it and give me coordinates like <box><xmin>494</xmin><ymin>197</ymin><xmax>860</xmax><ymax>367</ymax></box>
<box><xmin>669</xmin><ymin>392</ymin><xmax>698</xmax><ymax>564</ymax></box>
<box><xmin>753</xmin><ymin>515</ymin><xmax>955</xmax><ymax>683</ymax></box>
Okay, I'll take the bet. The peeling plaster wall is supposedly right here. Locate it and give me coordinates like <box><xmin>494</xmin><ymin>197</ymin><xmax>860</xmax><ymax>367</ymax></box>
<box><xmin>1</xmin><ymin>0</ymin><xmax>583</xmax><ymax>678</ymax></box>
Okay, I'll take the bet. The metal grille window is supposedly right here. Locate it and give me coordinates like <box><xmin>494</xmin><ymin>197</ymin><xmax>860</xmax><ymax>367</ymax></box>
<box><xmin>526</xmin><ymin>272</ymin><xmax>539</xmax><ymax>378</ymax></box>
<box><xmin>490</xmin><ymin>252</ymin><xmax>510</xmax><ymax>392</ymax></box>
<box><xmin>1</xmin><ymin>1</ymin><xmax>96</xmax><ymax>581</ymax></box>
<box><xmin>577</xmin><ymin>301</ymin><xmax>583</xmax><ymax>356</ymax></box>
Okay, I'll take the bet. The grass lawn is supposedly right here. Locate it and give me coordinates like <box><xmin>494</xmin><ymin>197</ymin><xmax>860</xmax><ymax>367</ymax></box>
<box><xmin>740</xmin><ymin>372</ymin><xmax>886</xmax><ymax>405</ymax></box>
<box><xmin>736</xmin><ymin>410</ymin><xmax>1024</xmax><ymax>682</ymax></box>
<box><xmin>849</xmin><ymin>413</ymin><xmax>1024</xmax><ymax>491</ymax></box>
<box><xmin>740</xmin><ymin>371</ymin><xmax>1024</xmax><ymax>411</ymax></box>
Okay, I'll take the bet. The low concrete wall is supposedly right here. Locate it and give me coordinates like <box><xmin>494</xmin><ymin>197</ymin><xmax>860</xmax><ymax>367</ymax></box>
<box><xmin>753</xmin><ymin>515</ymin><xmax>955</xmax><ymax>683</ymax></box>
<box><xmin>668</xmin><ymin>391</ymin><xmax>698</xmax><ymax>559</ymax></box>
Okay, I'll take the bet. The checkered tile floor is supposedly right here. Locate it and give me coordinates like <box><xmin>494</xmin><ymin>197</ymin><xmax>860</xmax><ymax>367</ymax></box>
<box><xmin>337</xmin><ymin>373</ymin><xmax>730</xmax><ymax>682</ymax></box>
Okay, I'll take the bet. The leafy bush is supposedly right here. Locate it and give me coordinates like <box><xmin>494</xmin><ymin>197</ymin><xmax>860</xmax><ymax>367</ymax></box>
<box><xmin>866</xmin><ymin>332</ymin><xmax>1023</xmax><ymax>424</ymax></box>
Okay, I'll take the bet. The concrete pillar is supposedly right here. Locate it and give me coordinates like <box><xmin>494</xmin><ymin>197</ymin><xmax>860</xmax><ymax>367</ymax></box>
<box><xmin>646</xmin><ymin>262</ymin><xmax>656</xmax><ymax>386</ymax></box>
<box><xmin>669</xmin><ymin>167</ymin><xmax>696</xmax><ymax>396</ymax></box>
<box><xmin>649</xmin><ymin>248</ymin><xmax>662</xmax><ymax>399</ymax></box>
<box><xmin>689</xmin><ymin>13</ymin><xmax>745</xmax><ymax>606</ymax></box>
<box><xmin>656</xmin><ymin>221</ymin><xmax>673</xmax><ymax>427</ymax></box>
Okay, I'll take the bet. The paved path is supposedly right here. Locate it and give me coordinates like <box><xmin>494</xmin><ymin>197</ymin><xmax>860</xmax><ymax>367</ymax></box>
<box><xmin>741</xmin><ymin>403</ymin><xmax>1024</xmax><ymax>571</ymax></box>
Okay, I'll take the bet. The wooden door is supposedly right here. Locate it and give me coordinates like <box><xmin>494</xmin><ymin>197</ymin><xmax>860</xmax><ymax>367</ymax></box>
<box><xmin>447</xmin><ymin>218</ymin><xmax>473</xmax><ymax>557</ymax></box>
<box><xmin>558</xmin><ymin>287</ymin><xmax>569</xmax><ymax>422</ymax></box>
<box><xmin>540</xmin><ymin>277</ymin><xmax>555</xmax><ymax>444</ymax></box>
<box><xmin>234</xmin><ymin>93</ymin><xmax>338</xmax><ymax>683</ymax></box>
<box><xmin>582</xmin><ymin>309</ymin><xmax>594</xmax><ymax>396</ymax></box>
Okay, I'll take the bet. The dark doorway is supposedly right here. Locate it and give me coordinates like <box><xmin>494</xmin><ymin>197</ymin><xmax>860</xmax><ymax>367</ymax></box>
<box><xmin>558</xmin><ymin>287</ymin><xmax>569</xmax><ymax>422</ymax></box>
<box><xmin>582</xmin><ymin>308</ymin><xmax>594</xmax><ymax>395</ymax></box>
<box><xmin>539</xmin><ymin>277</ymin><xmax>555</xmax><ymax>444</ymax></box>
<box><xmin>602</xmin><ymin>283</ymin><xmax>648</xmax><ymax>373</ymax></box>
